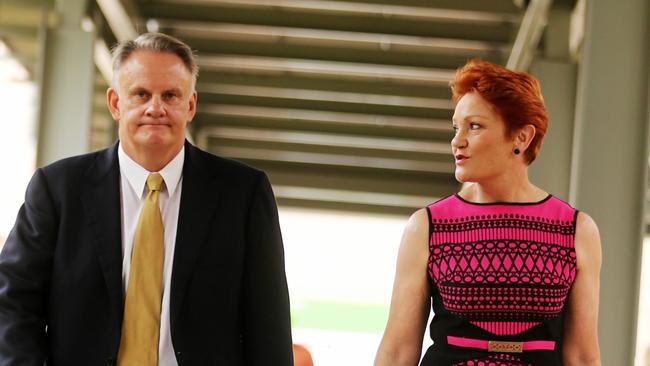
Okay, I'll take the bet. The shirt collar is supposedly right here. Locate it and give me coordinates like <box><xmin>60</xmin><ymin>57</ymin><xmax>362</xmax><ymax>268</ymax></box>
<box><xmin>118</xmin><ymin>143</ymin><xmax>185</xmax><ymax>199</ymax></box>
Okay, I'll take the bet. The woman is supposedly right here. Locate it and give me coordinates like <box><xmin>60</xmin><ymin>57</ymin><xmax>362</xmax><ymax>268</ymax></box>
<box><xmin>374</xmin><ymin>60</ymin><xmax>601</xmax><ymax>366</ymax></box>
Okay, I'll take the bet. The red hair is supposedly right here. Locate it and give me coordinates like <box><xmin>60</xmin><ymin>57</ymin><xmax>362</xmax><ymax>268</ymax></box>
<box><xmin>450</xmin><ymin>59</ymin><xmax>548</xmax><ymax>164</ymax></box>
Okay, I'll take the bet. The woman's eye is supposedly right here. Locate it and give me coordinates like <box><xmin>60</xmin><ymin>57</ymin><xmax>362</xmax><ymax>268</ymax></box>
<box><xmin>470</xmin><ymin>123</ymin><xmax>481</xmax><ymax>130</ymax></box>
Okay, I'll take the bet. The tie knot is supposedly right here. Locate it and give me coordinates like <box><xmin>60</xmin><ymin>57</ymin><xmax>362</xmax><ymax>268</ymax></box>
<box><xmin>146</xmin><ymin>173</ymin><xmax>164</xmax><ymax>192</ymax></box>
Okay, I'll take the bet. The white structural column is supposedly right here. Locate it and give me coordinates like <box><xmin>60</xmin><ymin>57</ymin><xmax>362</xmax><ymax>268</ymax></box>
<box><xmin>36</xmin><ymin>0</ymin><xmax>95</xmax><ymax>166</ymax></box>
<box><xmin>529</xmin><ymin>2</ymin><xmax>576</xmax><ymax>201</ymax></box>
<box><xmin>528</xmin><ymin>58</ymin><xmax>576</xmax><ymax>200</ymax></box>
<box><xmin>569</xmin><ymin>0</ymin><xmax>649</xmax><ymax>364</ymax></box>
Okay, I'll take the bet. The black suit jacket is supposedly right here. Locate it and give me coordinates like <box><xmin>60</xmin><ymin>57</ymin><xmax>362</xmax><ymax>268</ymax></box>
<box><xmin>0</xmin><ymin>141</ymin><xmax>293</xmax><ymax>365</ymax></box>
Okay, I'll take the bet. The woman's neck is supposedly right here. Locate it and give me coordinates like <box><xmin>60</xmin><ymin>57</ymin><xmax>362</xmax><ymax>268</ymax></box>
<box><xmin>459</xmin><ymin>169</ymin><xmax>547</xmax><ymax>203</ymax></box>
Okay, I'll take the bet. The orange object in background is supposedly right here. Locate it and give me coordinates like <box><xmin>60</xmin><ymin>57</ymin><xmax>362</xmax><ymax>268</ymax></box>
<box><xmin>293</xmin><ymin>344</ymin><xmax>314</xmax><ymax>366</ymax></box>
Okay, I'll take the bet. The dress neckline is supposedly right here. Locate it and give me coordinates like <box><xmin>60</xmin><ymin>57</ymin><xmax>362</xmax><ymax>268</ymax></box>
<box><xmin>453</xmin><ymin>192</ymin><xmax>552</xmax><ymax>206</ymax></box>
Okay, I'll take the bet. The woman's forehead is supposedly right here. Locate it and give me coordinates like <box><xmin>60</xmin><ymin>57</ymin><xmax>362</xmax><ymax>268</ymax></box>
<box><xmin>453</xmin><ymin>93</ymin><xmax>498</xmax><ymax>120</ymax></box>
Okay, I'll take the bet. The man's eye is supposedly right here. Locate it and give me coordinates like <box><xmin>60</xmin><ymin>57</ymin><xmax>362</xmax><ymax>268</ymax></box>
<box><xmin>136</xmin><ymin>91</ymin><xmax>148</xmax><ymax>98</ymax></box>
<box><xmin>164</xmin><ymin>93</ymin><xmax>179</xmax><ymax>101</ymax></box>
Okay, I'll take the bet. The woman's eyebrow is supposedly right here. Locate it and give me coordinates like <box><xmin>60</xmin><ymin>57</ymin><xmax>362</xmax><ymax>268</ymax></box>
<box><xmin>452</xmin><ymin>114</ymin><xmax>488</xmax><ymax>122</ymax></box>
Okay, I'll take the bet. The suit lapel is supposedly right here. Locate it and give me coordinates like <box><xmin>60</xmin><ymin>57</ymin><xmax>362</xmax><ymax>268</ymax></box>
<box><xmin>170</xmin><ymin>142</ymin><xmax>221</xmax><ymax>329</ymax></box>
<box><xmin>81</xmin><ymin>143</ymin><xmax>124</xmax><ymax>333</ymax></box>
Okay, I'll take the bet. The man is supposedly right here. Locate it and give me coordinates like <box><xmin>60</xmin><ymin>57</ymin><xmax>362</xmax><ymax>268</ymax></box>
<box><xmin>0</xmin><ymin>33</ymin><xmax>293</xmax><ymax>365</ymax></box>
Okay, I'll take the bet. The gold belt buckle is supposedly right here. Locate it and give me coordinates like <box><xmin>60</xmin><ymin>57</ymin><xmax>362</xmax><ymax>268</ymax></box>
<box><xmin>488</xmin><ymin>341</ymin><xmax>523</xmax><ymax>353</ymax></box>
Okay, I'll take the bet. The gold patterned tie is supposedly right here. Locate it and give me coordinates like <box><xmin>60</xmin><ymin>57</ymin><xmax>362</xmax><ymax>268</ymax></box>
<box><xmin>118</xmin><ymin>173</ymin><xmax>165</xmax><ymax>366</ymax></box>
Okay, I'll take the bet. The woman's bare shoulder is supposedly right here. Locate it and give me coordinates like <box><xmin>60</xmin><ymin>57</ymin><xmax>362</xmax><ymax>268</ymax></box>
<box><xmin>575</xmin><ymin>211</ymin><xmax>600</xmax><ymax>241</ymax></box>
<box><xmin>574</xmin><ymin>211</ymin><xmax>602</xmax><ymax>269</ymax></box>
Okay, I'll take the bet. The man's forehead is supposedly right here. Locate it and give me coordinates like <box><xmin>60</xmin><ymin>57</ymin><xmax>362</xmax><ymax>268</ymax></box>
<box><xmin>119</xmin><ymin>50</ymin><xmax>190</xmax><ymax>75</ymax></box>
<box><xmin>116</xmin><ymin>51</ymin><xmax>192</xmax><ymax>87</ymax></box>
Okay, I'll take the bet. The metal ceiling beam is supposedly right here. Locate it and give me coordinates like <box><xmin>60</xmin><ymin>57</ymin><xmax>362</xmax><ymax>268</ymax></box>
<box><xmin>199</xmin><ymin>126</ymin><xmax>451</xmax><ymax>155</ymax></box>
<box><xmin>95</xmin><ymin>0</ymin><xmax>137</xmax><ymax>41</ymax></box>
<box><xmin>0</xmin><ymin>0</ymin><xmax>54</xmax><ymax>5</ymax></box>
<box><xmin>197</xmin><ymin>83</ymin><xmax>454</xmax><ymax>110</ymax></box>
<box><xmin>198</xmin><ymin>55</ymin><xmax>455</xmax><ymax>85</ymax></box>
<box><xmin>94</xmin><ymin>37</ymin><xmax>112</xmax><ymax>82</ymax></box>
<box><xmin>272</xmin><ymin>185</ymin><xmax>435</xmax><ymax>209</ymax></box>
<box><xmin>199</xmin><ymin>104</ymin><xmax>451</xmax><ymax>132</ymax></box>
<box><xmin>0</xmin><ymin>25</ymin><xmax>39</xmax><ymax>39</ymax></box>
<box><xmin>569</xmin><ymin>0</ymin><xmax>585</xmax><ymax>61</ymax></box>
<box><xmin>3</xmin><ymin>36</ymin><xmax>39</xmax><ymax>56</ymax></box>
<box><xmin>0</xmin><ymin>3</ymin><xmax>48</xmax><ymax>26</ymax></box>
<box><xmin>154</xmin><ymin>0</ymin><xmax>520</xmax><ymax>25</ymax></box>
<box><xmin>0</xmin><ymin>40</ymin><xmax>30</xmax><ymax>80</ymax></box>
<box><xmin>203</xmin><ymin>145</ymin><xmax>454</xmax><ymax>174</ymax></box>
<box><xmin>507</xmin><ymin>0</ymin><xmax>552</xmax><ymax>71</ymax></box>
<box><xmin>167</xmin><ymin>20</ymin><xmax>508</xmax><ymax>55</ymax></box>
<box><xmin>93</xmin><ymin>0</ymin><xmax>139</xmax><ymax>82</ymax></box>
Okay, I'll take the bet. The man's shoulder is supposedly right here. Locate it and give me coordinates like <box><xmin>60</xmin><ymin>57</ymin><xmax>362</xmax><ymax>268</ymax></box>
<box><xmin>39</xmin><ymin>144</ymin><xmax>117</xmax><ymax>180</ymax></box>
<box><xmin>187</xmin><ymin>144</ymin><xmax>264</xmax><ymax>181</ymax></box>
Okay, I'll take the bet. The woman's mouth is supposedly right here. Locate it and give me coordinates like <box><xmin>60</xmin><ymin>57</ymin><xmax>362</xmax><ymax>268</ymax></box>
<box><xmin>455</xmin><ymin>155</ymin><xmax>469</xmax><ymax>164</ymax></box>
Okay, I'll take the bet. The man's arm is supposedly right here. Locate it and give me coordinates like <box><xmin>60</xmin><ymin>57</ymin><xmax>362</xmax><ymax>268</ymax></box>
<box><xmin>0</xmin><ymin>169</ymin><xmax>56</xmax><ymax>365</ymax></box>
<box><xmin>241</xmin><ymin>172</ymin><xmax>293</xmax><ymax>366</ymax></box>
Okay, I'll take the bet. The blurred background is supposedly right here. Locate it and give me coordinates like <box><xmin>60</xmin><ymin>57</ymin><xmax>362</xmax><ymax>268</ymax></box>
<box><xmin>0</xmin><ymin>0</ymin><xmax>648</xmax><ymax>364</ymax></box>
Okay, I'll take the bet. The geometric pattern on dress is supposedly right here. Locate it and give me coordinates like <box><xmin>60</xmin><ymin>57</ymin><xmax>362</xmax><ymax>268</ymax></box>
<box><xmin>468</xmin><ymin>321</ymin><xmax>542</xmax><ymax>335</ymax></box>
<box><xmin>451</xmin><ymin>353</ymin><xmax>532</xmax><ymax>366</ymax></box>
<box><xmin>429</xmin><ymin>240</ymin><xmax>577</xmax><ymax>318</ymax></box>
<box><xmin>428</xmin><ymin>217</ymin><xmax>577</xmax><ymax>335</ymax></box>
<box><xmin>424</xmin><ymin>195</ymin><xmax>578</xmax><ymax>365</ymax></box>
<box><xmin>429</xmin><ymin>216</ymin><xmax>576</xmax><ymax>248</ymax></box>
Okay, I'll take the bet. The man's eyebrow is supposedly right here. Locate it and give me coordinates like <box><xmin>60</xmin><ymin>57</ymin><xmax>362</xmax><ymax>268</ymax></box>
<box><xmin>164</xmin><ymin>87</ymin><xmax>183</xmax><ymax>94</ymax></box>
<box><xmin>128</xmin><ymin>86</ymin><xmax>149</xmax><ymax>94</ymax></box>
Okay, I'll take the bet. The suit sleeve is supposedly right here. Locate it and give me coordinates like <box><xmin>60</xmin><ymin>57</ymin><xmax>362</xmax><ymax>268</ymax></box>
<box><xmin>242</xmin><ymin>172</ymin><xmax>294</xmax><ymax>366</ymax></box>
<box><xmin>0</xmin><ymin>169</ymin><xmax>55</xmax><ymax>365</ymax></box>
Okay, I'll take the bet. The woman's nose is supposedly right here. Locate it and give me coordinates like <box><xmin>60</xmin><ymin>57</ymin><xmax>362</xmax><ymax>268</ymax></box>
<box><xmin>451</xmin><ymin>129</ymin><xmax>467</xmax><ymax>150</ymax></box>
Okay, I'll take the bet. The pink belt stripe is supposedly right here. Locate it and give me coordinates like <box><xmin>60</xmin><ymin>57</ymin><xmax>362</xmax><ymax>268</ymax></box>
<box><xmin>447</xmin><ymin>335</ymin><xmax>555</xmax><ymax>351</ymax></box>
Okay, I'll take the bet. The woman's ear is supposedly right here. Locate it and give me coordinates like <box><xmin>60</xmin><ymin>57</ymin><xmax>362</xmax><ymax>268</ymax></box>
<box><xmin>517</xmin><ymin>124</ymin><xmax>536</xmax><ymax>151</ymax></box>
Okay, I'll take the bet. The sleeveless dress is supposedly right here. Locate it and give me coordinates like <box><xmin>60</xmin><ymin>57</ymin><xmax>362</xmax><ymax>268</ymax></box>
<box><xmin>421</xmin><ymin>193</ymin><xmax>578</xmax><ymax>366</ymax></box>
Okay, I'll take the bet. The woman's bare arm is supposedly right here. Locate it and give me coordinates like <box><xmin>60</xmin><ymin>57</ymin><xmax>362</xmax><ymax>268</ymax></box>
<box><xmin>562</xmin><ymin>211</ymin><xmax>602</xmax><ymax>366</ymax></box>
<box><xmin>374</xmin><ymin>209</ymin><xmax>431</xmax><ymax>366</ymax></box>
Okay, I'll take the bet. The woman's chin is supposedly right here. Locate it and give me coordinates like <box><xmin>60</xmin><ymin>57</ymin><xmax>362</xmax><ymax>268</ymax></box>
<box><xmin>454</xmin><ymin>169</ymin><xmax>471</xmax><ymax>183</ymax></box>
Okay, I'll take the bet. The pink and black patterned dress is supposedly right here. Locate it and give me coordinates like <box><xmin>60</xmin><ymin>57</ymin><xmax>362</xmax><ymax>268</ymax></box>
<box><xmin>421</xmin><ymin>193</ymin><xmax>578</xmax><ymax>366</ymax></box>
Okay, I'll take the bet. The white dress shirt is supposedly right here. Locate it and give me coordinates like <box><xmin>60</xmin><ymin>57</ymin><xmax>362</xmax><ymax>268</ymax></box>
<box><xmin>118</xmin><ymin>143</ymin><xmax>183</xmax><ymax>366</ymax></box>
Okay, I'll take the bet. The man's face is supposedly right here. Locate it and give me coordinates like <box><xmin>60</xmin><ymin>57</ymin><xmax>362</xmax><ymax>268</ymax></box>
<box><xmin>107</xmin><ymin>50</ymin><xmax>197</xmax><ymax>155</ymax></box>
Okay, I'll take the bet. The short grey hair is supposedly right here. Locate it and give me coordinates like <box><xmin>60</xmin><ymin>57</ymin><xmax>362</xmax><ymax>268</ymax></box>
<box><xmin>111</xmin><ymin>32</ymin><xmax>199</xmax><ymax>89</ymax></box>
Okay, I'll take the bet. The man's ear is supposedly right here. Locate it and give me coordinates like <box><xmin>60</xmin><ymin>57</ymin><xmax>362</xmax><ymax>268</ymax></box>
<box><xmin>190</xmin><ymin>90</ymin><xmax>199</xmax><ymax>120</ymax></box>
<box><xmin>186</xmin><ymin>90</ymin><xmax>198</xmax><ymax>123</ymax></box>
<box><xmin>107</xmin><ymin>87</ymin><xmax>121</xmax><ymax>121</ymax></box>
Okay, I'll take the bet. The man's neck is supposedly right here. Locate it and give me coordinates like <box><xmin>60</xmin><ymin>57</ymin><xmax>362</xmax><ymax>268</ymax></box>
<box><xmin>120</xmin><ymin>142</ymin><xmax>184</xmax><ymax>172</ymax></box>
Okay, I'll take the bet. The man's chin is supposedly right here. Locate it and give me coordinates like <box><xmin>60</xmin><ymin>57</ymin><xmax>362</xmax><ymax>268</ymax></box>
<box><xmin>133</xmin><ymin>135</ymin><xmax>177</xmax><ymax>149</ymax></box>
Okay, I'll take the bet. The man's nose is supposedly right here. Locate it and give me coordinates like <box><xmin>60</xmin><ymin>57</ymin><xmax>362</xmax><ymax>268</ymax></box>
<box><xmin>145</xmin><ymin>96</ymin><xmax>166</xmax><ymax>118</ymax></box>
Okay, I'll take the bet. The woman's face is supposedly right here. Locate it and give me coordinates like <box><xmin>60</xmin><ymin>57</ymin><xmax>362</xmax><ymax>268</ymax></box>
<box><xmin>451</xmin><ymin>91</ymin><xmax>516</xmax><ymax>183</ymax></box>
